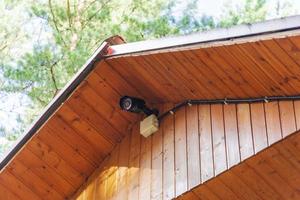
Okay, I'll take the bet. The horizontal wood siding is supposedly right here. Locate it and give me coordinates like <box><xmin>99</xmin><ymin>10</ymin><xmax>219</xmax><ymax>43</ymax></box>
<box><xmin>75</xmin><ymin>100</ymin><xmax>300</xmax><ymax>200</ymax></box>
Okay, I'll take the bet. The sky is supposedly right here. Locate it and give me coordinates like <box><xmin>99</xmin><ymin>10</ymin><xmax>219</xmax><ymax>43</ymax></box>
<box><xmin>1</xmin><ymin>0</ymin><xmax>300</xmax><ymax>154</ymax></box>
<box><xmin>200</xmin><ymin>0</ymin><xmax>300</xmax><ymax>14</ymax></box>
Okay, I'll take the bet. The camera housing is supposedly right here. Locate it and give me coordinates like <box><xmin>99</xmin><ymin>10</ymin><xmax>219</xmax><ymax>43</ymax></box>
<box><xmin>119</xmin><ymin>96</ymin><xmax>159</xmax><ymax>116</ymax></box>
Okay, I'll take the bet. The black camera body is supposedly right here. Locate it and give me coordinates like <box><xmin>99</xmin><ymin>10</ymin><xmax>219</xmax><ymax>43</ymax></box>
<box><xmin>119</xmin><ymin>96</ymin><xmax>159</xmax><ymax>116</ymax></box>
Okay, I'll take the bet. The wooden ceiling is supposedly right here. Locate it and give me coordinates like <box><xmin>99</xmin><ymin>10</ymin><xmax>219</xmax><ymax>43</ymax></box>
<box><xmin>107</xmin><ymin>35</ymin><xmax>300</xmax><ymax>103</ymax></box>
<box><xmin>1</xmin><ymin>25</ymin><xmax>300</xmax><ymax>199</ymax></box>
<box><xmin>0</xmin><ymin>63</ymin><xmax>141</xmax><ymax>200</ymax></box>
<box><xmin>176</xmin><ymin>129</ymin><xmax>300</xmax><ymax>200</ymax></box>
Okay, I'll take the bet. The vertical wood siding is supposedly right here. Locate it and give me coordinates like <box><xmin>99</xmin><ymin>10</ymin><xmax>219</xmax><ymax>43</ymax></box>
<box><xmin>175</xmin><ymin>129</ymin><xmax>300</xmax><ymax>200</ymax></box>
<box><xmin>75</xmin><ymin>100</ymin><xmax>300</xmax><ymax>200</ymax></box>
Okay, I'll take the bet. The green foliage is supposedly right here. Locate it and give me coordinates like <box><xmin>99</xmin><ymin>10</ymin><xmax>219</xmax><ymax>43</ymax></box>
<box><xmin>2</xmin><ymin>0</ymin><xmax>198</xmax><ymax>108</ymax></box>
<box><xmin>219</xmin><ymin>0</ymin><xmax>267</xmax><ymax>27</ymax></box>
<box><xmin>0</xmin><ymin>0</ymin><xmax>298</xmax><ymax>154</ymax></box>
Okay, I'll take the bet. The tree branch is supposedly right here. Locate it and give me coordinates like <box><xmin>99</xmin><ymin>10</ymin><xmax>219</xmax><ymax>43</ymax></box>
<box><xmin>48</xmin><ymin>0</ymin><xmax>67</xmax><ymax>46</ymax></box>
<box><xmin>67</xmin><ymin>0</ymin><xmax>72</xmax><ymax>28</ymax></box>
<box><xmin>49</xmin><ymin>60</ymin><xmax>59</xmax><ymax>97</ymax></box>
<box><xmin>81</xmin><ymin>0</ymin><xmax>111</xmax><ymax>30</ymax></box>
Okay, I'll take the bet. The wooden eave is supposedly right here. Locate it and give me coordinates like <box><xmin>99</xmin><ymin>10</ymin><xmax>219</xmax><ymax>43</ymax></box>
<box><xmin>1</xmin><ymin>15</ymin><xmax>300</xmax><ymax>200</ymax></box>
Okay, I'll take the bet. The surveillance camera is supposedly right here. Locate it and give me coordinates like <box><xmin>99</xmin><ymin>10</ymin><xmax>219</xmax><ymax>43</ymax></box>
<box><xmin>119</xmin><ymin>96</ymin><xmax>159</xmax><ymax>116</ymax></box>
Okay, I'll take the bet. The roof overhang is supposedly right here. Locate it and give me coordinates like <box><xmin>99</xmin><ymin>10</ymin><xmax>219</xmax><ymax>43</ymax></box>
<box><xmin>1</xmin><ymin>15</ymin><xmax>300</xmax><ymax>199</ymax></box>
<box><xmin>109</xmin><ymin>15</ymin><xmax>300</xmax><ymax>56</ymax></box>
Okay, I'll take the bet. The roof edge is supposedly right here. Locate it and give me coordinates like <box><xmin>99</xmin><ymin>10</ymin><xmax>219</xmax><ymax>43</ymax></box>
<box><xmin>109</xmin><ymin>15</ymin><xmax>300</xmax><ymax>56</ymax></box>
<box><xmin>0</xmin><ymin>42</ymin><xmax>110</xmax><ymax>171</ymax></box>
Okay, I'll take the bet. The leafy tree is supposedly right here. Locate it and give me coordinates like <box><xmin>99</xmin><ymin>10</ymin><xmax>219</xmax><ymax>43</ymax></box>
<box><xmin>0</xmin><ymin>0</ymin><xmax>298</xmax><ymax>154</ymax></box>
<box><xmin>219</xmin><ymin>0</ymin><xmax>267</xmax><ymax>28</ymax></box>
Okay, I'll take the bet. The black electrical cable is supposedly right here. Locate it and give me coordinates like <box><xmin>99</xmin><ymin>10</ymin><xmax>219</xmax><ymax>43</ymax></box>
<box><xmin>157</xmin><ymin>95</ymin><xmax>300</xmax><ymax>121</ymax></box>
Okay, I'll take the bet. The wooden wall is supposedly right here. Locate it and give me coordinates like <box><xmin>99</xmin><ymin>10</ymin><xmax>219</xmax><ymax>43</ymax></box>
<box><xmin>74</xmin><ymin>100</ymin><xmax>300</xmax><ymax>200</ymax></box>
<box><xmin>175</xmin><ymin>129</ymin><xmax>300</xmax><ymax>200</ymax></box>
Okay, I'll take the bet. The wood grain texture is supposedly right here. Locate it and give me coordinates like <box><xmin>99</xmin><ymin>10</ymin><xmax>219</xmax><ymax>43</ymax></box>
<box><xmin>176</xmin><ymin>129</ymin><xmax>300</xmax><ymax>200</ymax></box>
<box><xmin>3</xmin><ymin>35</ymin><xmax>300</xmax><ymax>200</ymax></box>
<box><xmin>75</xmin><ymin>101</ymin><xmax>300</xmax><ymax>200</ymax></box>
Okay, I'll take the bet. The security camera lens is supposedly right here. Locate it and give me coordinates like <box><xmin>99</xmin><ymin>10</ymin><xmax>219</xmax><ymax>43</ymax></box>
<box><xmin>121</xmin><ymin>98</ymin><xmax>132</xmax><ymax>110</ymax></box>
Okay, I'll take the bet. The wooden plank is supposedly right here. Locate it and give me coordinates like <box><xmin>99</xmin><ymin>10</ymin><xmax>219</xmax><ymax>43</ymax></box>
<box><xmin>7</xmin><ymin>156</ymin><xmax>65</xmax><ymax>200</ymax></box>
<box><xmin>192</xmin><ymin>185</ymin><xmax>220</xmax><ymax>200</ymax></box>
<box><xmin>232</xmin><ymin>163</ymin><xmax>281</xmax><ymax>200</ymax></box>
<box><xmin>16</xmin><ymin>148</ymin><xmax>75</xmax><ymax>198</ymax></box>
<box><xmin>155</xmin><ymin>52</ymin><xmax>205</xmax><ymax>99</ymax></box>
<box><xmin>87</xmin><ymin>71</ymin><xmax>138</xmax><ymax>122</ymax></box>
<box><xmin>0</xmin><ymin>170</ymin><xmax>41</xmax><ymax>200</ymax></box>
<box><xmin>95</xmin><ymin>177</ymin><xmax>107</xmax><ymax>200</ymax></box>
<box><xmin>293</xmin><ymin>100</ymin><xmax>300</xmax><ymax>130</ymax></box>
<box><xmin>223</xmin><ymin>104</ymin><xmax>240</xmax><ymax>168</ymax></box>
<box><xmin>262</xmin><ymin>39</ymin><xmax>300</xmax><ymax>88</ymax></box>
<box><xmin>27</xmin><ymin>137</ymin><xmax>84</xmax><ymax>187</ymax></box>
<box><xmin>288</xmin><ymin>131</ymin><xmax>300</xmax><ymax>152</ymax></box>
<box><xmin>252</xmin><ymin>41</ymin><xmax>300</xmax><ymax>91</ymax></box>
<box><xmin>289</xmin><ymin>35</ymin><xmax>300</xmax><ymax>48</ymax></box>
<box><xmin>166</xmin><ymin>51</ymin><xmax>214</xmax><ymax>99</ymax></box>
<box><xmin>139</xmin><ymin>132</ymin><xmax>152</xmax><ymax>200</ymax></box>
<box><xmin>106</xmin><ymin>57</ymin><xmax>160</xmax><ymax>102</ymax></box>
<box><xmin>94</xmin><ymin>159</ymin><xmax>109</xmax><ymax>200</ymax></box>
<box><xmin>214</xmin><ymin>46</ymin><xmax>267</xmax><ymax>96</ymax></box>
<box><xmin>176</xmin><ymin>192</ymin><xmax>199</xmax><ymax>200</ymax></box>
<box><xmin>211</xmin><ymin>104</ymin><xmax>227</xmax><ymax>175</ymax></box>
<box><xmin>204</xmin><ymin>47</ymin><xmax>257</xmax><ymax>97</ymax></box>
<box><xmin>142</xmin><ymin>54</ymin><xmax>189</xmax><ymax>102</ymax></box>
<box><xmin>137</xmin><ymin>56</ymin><xmax>185</xmax><ymax>102</ymax></box>
<box><xmin>199</xmin><ymin>105</ymin><xmax>214</xmax><ymax>182</ymax></box>
<box><xmin>194</xmin><ymin>49</ymin><xmax>242</xmax><ymax>98</ymax></box>
<box><xmin>250</xmin><ymin>103</ymin><xmax>268</xmax><ymax>153</ymax></box>
<box><xmin>274</xmin><ymin>139</ymin><xmax>300</xmax><ymax>172</ymax></box>
<box><xmin>237</xmin><ymin>104</ymin><xmax>254</xmax><ymax>160</ymax></box>
<box><xmin>162</xmin><ymin>103</ymin><xmax>175</xmax><ymax>200</ymax></box>
<box><xmin>116</xmin><ymin>133</ymin><xmax>131</xmax><ymax>200</ymax></box>
<box><xmin>206</xmin><ymin>179</ymin><xmax>240</xmax><ymax>200</ymax></box>
<box><xmin>186</xmin><ymin>105</ymin><xmax>200</xmax><ymax>189</ymax></box>
<box><xmin>148</xmin><ymin>53</ymin><xmax>198</xmax><ymax>99</ymax></box>
<box><xmin>239</xmin><ymin>43</ymin><xmax>294</xmax><ymax>94</ymax></box>
<box><xmin>264</xmin><ymin>101</ymin><xmax>282</xmax><ymax>145</ymax></box>
<box><xmin>181</xmin><ymin>50</ymin><xmax>227</xmax><ymax>98</ymax></box>
<box><xmin>0</xmin><ymin>183</ymin><xmax>22</xmax><ymax>200</ymax></box>
<box><xmin>172</xmin><ymin>51</ymin><xmax>217</xmax><ymax>99</ymax></box>
<box><xmin>84</xmin><ymin>182</ymin><xmax>96</xmax><ymax>200</ymax></box>
<box><xmin>219</xmin><ymin>171</ymin><xmax>262</xmax><ymax>200</ymax></box>
<box><xmin>151</xmin><ymin>107</ymin><xmax>163</xmax><ymax>200</ymax></box>
<box><xmin>77</xmin><ymin>82</ymin><xmax>130</xmax><ymax>135</ymax></box>
<box><xmin>38</xmin><ymin>127</ymin><xmax>95</xmax><ymax>177</ymax></box>
<box><xmin>94</xmin><ymin>61</ymin><xmax>143</xmax><ymax>101</ymax></box>
<box><xmin>57</xmin><ymin>104</ymin><xmax>114</xmax><ymax>155</ymax></box>
<box><xmin>174</xmin><ymin>106</ymin><xmax>188</xmax><ymax>196</ymax></box>
<box><xmin>128</xmin><ymin>124</ymin><xmax>141</xmax><ymax>200</ymax></box>
<box><xmin>226</xmin><ymin>45</ymin><xmax>281</xmax><ymax>95</ymax></box>
<box><xmin>123</xmin><ymin>56</ymin><xmax>173</xmax><ymax>101</ymax></box>
<box><xmin>76</xmin><ymin>191</ymin><xmax>84</xmax><ymax>200</ymax></box>
<box><xmin>263</xmin><ymin>147</ymin><xmax>300</xmax><ymax>193</ymax></box>
<box><xmin>275</xmin><ymin>37</ymin><xmax>300</xmax><ymax>67</ymax></box>
<box><xmin>279</xmin><ymin>101</ymin><xmax>297</xmax><ymax>137</ymax></box>
<box><xmin>47</xmin><ymin>116</ymin><xmax>102</xmax><ymax>166</ymax></box>
<box><xmin>145</xmin><ymin>53</ymin><xmax>192</xmax><ymax>100</ymax></box>
<box><xmin>246</xmin><ymin>154</ymin><xmax>298</xmax><ymax>200</ymax></box>
<box><xmin>9</xmin><ymin>169</ymin><xmax>63</xmax><ymax>200</ymax></box>
<box><xmin>105</xmin><ymin>146</ymin><xmax>119</xmax><ymax>200</ymax></box>
<box><xmin>66</xmin><ymin>95</ymin><xmax>122</xmax><ymax>143</ymax></box>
